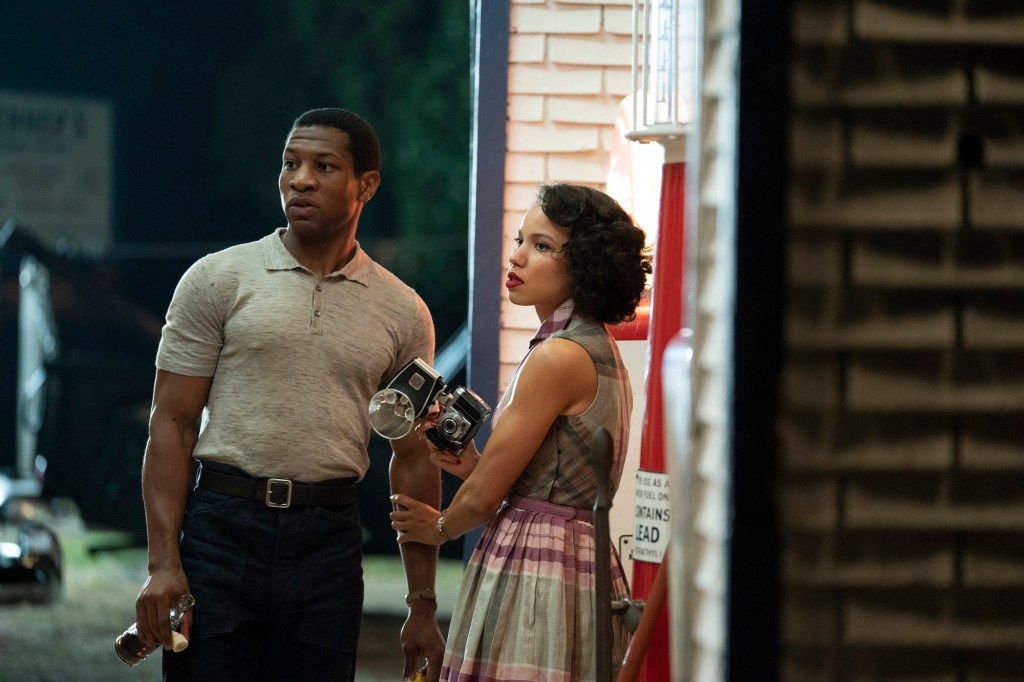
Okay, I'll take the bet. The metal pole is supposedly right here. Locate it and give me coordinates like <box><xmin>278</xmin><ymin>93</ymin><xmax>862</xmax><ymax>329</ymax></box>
<box><xmin>616</xmin><ymin>551</ymin><xmax>670</xmax><ymax>682</ymax></box>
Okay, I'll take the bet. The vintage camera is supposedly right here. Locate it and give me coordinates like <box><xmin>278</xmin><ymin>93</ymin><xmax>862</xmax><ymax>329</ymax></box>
<box><xmin>368</xmin><ymin>358</ymin><xmax>492</xmax><ymax>452</ymax></box>
<box><xmin>429</xmin><ymin>386</ymin><xmax>492</xmax><ymax>452</ymax></box>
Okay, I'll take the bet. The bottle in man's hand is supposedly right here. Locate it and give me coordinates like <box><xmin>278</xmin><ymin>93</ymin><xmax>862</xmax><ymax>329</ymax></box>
<box><xmin>114</xmin><ymin>593</ymin><xmax>195</xmax><ymax>666</ymax></box>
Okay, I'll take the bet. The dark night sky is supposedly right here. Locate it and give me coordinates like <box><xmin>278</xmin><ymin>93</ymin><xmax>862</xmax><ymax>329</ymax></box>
<box><xmin>1</xmin><ymin>1</ymin><xmax>274</xmax><ymax>246</ymax></box>
<box><xmin>1</xmin><ymin>1</ymin><xmax>475</xmax><ymax>314</ymax></box>
<box><xmin>2</xmin><ymin>2</ymin><xmax>472</xmax><ymax>325</ymax></box>
<box><xmin>1</xmin><ymin>3</ymin><xmax>471</xmax><ymax>548</ymax></box>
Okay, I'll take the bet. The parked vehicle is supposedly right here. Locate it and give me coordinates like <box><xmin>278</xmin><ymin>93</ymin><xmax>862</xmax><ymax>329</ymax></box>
<box><xmin>0</xmin><ymin>469</ymin><xmax>62</xmax><ymax>605</ymax></box>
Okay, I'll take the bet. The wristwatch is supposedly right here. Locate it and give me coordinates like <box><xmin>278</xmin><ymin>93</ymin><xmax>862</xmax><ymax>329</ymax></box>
<box><xmin>405</xmin><ymin>588</ymin><xmax>437</xmax><ymax>606</ymax></box>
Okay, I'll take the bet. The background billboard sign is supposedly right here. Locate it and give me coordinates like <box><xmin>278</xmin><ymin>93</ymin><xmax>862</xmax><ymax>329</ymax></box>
<box><xmin>0</xmin><ymin>91</ymin><xmax>112</xmax><ymax>253</ymax></box>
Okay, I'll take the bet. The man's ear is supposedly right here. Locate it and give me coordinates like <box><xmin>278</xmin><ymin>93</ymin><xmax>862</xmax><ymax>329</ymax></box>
<box><xmin>358</xmin><ymin>171</ymin><xmax>381</xmax><ymax>203</ymax></box>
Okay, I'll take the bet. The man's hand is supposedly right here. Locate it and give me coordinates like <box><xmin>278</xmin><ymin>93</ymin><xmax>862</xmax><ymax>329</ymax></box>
<box><xmin>401</xmin><ymin>603</ymin><xmax>445</xmax><ymax>682</ymax></box>
<box><xmin>135</xmin><ymin>568</ymin><xmax>192</xmax><ymax>651</ymax></box>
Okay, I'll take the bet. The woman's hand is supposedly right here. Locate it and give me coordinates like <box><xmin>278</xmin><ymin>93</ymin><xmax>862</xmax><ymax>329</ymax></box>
<box><xmin>414</xmin><ymin>411</ymin><xmax>481</xmax><ymax>481</ymax></box>
<box><xmin>427</xmin><ymin>439</ymin><xmax>480</xmax><ymax>480</ymax></box>
<box><xmin>391</xmin><ymin>494</ymin><xmax>445</xmax><ymax>546</ymax></box>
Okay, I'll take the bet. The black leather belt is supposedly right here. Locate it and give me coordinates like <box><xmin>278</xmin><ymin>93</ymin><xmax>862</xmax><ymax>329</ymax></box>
<box><xmin>196</xmin><ymin>467</ymin><xmax>357</xmax><ymax>509</ymax></box>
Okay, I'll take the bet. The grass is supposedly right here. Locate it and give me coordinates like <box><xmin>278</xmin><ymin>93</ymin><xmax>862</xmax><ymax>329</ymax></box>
<box><xmin>363</xmin><ymin>554</ymin><xmax>461</xmax><ymax>619</ymax></box>
<box><xmin>0</xmin><ymin>525</ymin><xmax>463</xmax><ymax>681</ymax></box>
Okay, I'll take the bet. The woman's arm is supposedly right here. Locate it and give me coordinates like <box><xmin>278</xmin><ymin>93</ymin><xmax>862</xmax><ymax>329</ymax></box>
<box><xmin>391</xmin><ymin>337</ymin><xmax>597</xmax><ymax>544</ymax></box>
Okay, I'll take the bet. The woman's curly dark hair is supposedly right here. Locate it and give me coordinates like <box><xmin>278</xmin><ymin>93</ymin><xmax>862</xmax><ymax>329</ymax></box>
<box><xmin>537</xmin><ymin>183</ymin><xmax>653</xmax><ymax>324</ymax></box>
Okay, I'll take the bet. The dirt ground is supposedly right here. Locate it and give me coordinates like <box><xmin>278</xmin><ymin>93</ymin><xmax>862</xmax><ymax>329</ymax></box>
<box><xmin>0</xmin><ymin>525</ymin><xmax>458</xmax><ymax>681</ymax></box>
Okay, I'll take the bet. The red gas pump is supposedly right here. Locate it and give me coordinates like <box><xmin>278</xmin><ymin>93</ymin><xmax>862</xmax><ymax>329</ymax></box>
<box><xmin>630</xmin><ymin>158</ymin><xmax>685</xmax><ymax>681</ymax></box>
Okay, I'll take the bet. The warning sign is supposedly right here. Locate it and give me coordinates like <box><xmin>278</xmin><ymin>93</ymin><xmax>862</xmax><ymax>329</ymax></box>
<box><xmin>632</xmin><ymin>470</ymin><xmax>670</xmax><ymax>563</ymax></box>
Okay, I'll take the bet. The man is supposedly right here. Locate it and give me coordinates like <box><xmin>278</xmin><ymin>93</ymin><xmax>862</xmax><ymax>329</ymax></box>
<box><xmin>133</xmin><ymin>108</ymin><xmax>445</xmax><ymax>681</ymax></box>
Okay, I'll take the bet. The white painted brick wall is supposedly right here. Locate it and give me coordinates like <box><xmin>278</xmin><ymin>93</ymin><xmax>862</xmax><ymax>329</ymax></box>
<box><xmin>504</xmin><ymin>183</ymin><xmax>541</xmax><ymax>212</ymax></box>
<box><xmin>508</xmin><ymin>95</ymin><xmax>545</xmax><ymax>122</ymax></box>
<box><xmin>548</xmin><ymin>97</ymin><xmax>620</xmax><ymax>124</ymax></box>
<box><xmin>511</xmin><ymin>6</ymin><xmax>601</xmax><ymax>34</ymax></box>
<box><xmin>509</xmin><ymin>65</ymin><xmax>603</xmax><ymax>95</ymax></box>
<box><xmin>501</xmin><ymin>297</ymin><xmax>539</xmax><ymax>332</ymax></box>
<box><xmin>510</xmin><ymin>34</ymin><xmax>546</xmax><ymax>63</ymax></box>
<box><xmin>499</xmin><ymin>328</ymin><xmax>534</xmax><ymax>364</ymax></box>
<box><xmin>549</xmin><ymin>36</ymin><xmax>632</xmax><ymax>66</ymax></box>
<box><xmin>603</xmin><ymin>7</ymin><xmax>636</xmax><ymax>36</ymax></box>
<box><xmin>505</xmin><ymin>153</ymin><xmax>547</xmax><ymax>183</ymax></box>
<box><xmin>500</xmin><ymin>0</ymin><xmax>659</xmax><ymax>430</ymax></box>
<box><xmin>603</xmin><ymin>68</ymin><xmax>634</xmax><ymax>97</ymax></box>
<box><xmin>508</xmin><ymin>122</ymin><xmax>601</xmax><ymax>152</ymax></box>
<box><xmin>557</xmin><ymin>0</ymin><xmax>633</xmax><ymax>5</ymax></box>
<box><xmin>548</xmin><ymin>153</ymin><xmax>611</xmax><ymax>182</ymax></box>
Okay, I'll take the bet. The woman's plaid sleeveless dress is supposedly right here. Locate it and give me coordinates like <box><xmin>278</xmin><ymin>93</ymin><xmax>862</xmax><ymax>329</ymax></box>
<box><xmin>440</xmin><ymin>317</ymin><xmax>633</xmax><ymax>682</ymax></box>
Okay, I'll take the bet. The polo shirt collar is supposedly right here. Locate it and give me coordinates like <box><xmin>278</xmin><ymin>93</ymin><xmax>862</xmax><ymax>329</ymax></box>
<box><xmin>262</xmin><ymin>227</ymin><xmax>373</xmax><ymax>285</ymax></box>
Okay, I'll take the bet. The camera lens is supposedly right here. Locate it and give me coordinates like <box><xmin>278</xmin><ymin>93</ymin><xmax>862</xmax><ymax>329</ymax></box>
<box><xmin>440</xmin><ymin>417</ymin><xmax>459</xmax><ymax>435</ymax></box>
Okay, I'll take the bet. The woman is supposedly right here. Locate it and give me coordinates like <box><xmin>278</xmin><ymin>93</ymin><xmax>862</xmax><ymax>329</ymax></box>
<box><xmin>391</xmin><ymin>183</ymin><xmax>652</xmax><ymax>681</ymax></box>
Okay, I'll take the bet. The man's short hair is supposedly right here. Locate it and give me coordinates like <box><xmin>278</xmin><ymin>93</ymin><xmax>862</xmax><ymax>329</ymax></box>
<box><xmin>292</xmin><ymin>108</ymin><xmax>381</xmax><ymax>176</ymax></box>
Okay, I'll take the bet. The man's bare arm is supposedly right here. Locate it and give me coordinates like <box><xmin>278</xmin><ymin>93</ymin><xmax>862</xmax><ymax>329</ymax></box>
<box><xmin>390</xmin><ymin>429</ymin><xmax>445</xmax><ymax>682</ymax></box>
<box><xmin>135</xmin><ymin>370</ymin><xmax>212</xmax><ymax>650</ymax></box>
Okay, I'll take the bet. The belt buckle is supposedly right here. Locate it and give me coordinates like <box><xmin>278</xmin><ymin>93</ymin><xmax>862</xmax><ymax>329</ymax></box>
<box><xmin>265</xmin><ymin>478</ymin><xmax>293</xmax><ymax>509</ymax></box>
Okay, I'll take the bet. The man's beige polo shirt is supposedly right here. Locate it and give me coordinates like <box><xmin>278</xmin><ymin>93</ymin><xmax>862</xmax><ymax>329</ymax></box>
<box><xmin>156</xmin><ymin>228</ymin><xmax>434</xmax><ymax>481</ymax></box>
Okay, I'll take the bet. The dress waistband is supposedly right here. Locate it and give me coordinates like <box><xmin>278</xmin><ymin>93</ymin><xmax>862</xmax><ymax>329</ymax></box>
<box><xmin>507</xmin><ymin>494</ymin><xmax>594</xmax><ymax>523</ymax></box>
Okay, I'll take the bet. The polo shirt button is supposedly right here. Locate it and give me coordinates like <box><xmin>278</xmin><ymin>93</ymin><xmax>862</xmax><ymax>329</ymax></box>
<box><xmin>314</xmin><ymin>311</ymin><xmax>321</xmax><ymax>317</ymax></box>
<box><xmin>316</xmin><ymin>285</ymin><xmax>323</xmax><ymax>291</ymax></box>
